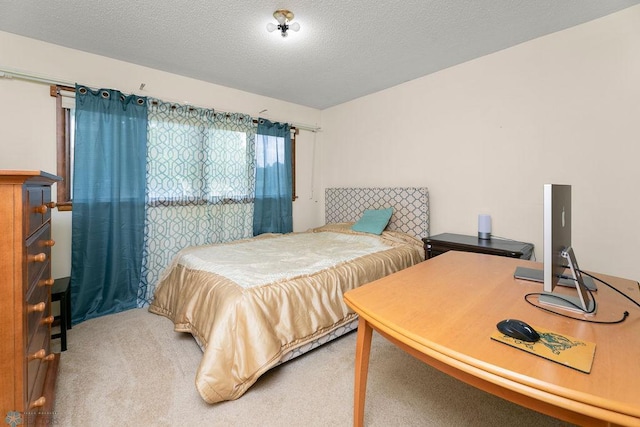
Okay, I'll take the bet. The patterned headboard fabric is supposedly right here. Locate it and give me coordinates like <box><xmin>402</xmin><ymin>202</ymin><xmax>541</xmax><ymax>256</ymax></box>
<box><xmin>325</xmin><ymin>187</ymin><xmax>430</xmax><ymax>239</ymax></box>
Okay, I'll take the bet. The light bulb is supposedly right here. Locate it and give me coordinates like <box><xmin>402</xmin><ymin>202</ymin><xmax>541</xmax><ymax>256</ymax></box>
<box><xmin>266</xmin><ymin>23</ymin><xmax>277</xmax><ymax>32</ymax></box>
<box><xmin>289</xmin><ymin>22</ymin><xmax>300</xmax><ymax>32</ymax></box>
<box><xmin>275</xmin><ymin>13</ymin><xmax>286</xmax><ymax>25</ymax></box>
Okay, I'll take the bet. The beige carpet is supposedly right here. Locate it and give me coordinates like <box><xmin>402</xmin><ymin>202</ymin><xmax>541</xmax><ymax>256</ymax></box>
<box><xmin>52</xmin><ymin>308</ymin><xmax>573</xmax><ymax>426</ymax></box>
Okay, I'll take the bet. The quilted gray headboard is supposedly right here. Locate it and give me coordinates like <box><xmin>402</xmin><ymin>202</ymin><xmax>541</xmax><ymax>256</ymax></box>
<box><xmin>325</xmin><ymin>187</ymin><xmax>430</xmax><ymax>239</ymax></box>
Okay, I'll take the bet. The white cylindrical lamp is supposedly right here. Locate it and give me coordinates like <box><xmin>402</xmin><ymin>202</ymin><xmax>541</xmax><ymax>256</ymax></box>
<box><xmin>478</xmin><ymin>214</ymin><xmax>492</xmax><ymax>240</ymax></box>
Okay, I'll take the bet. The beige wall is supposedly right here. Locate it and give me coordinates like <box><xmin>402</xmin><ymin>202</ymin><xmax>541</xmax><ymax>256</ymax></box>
<box><xmin>0</xmin><ymin>31</ymin><xmax>322</xmax><ymax>278</ymax></box>
<box><xmin>319</xmin><ymin>5</ymin><xmax>640</xmax><ymax>281</ymax></box>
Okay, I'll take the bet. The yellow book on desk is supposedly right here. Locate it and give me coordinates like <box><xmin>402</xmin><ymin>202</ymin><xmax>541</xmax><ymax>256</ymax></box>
<box><xmin>491</xmin><ymin>326</ymin><xmax>596</xmax><ymax>374</ymax></box>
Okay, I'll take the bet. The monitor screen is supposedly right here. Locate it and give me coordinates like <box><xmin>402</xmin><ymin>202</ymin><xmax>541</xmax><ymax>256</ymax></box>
<box><xmin>514</xmin><ymin>183</ymin><xmax>596</xmax><ymax>313</ymax></box>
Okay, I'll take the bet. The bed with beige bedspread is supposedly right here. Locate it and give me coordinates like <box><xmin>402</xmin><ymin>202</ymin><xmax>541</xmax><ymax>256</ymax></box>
<box><xmin>149</xmin><ymin>223</ymin><xmax>424</xmax><ymax>402</ymax></box>
<box><xmin>149</xmin><ymin>187</ymin><xmax>430</xmax><ymax>403</ymax></box>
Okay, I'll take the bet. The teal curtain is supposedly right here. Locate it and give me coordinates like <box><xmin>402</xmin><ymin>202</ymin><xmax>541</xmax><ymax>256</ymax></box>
<box><xmin>253</xmin><ymin>119</ymin><xmax>292</xmax><ymax>235</ymax></box>
<box><xmin>71</xmin><ymin>85</ymin><xmax>148</xmax><ymax>324</ymax></box>
<box><xmin>139</xmin><ymin>100</ymin><xmax>256</xmax><ymax>304</ymax></box>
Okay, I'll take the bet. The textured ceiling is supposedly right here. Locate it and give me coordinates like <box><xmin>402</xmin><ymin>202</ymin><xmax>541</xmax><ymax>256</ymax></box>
<box><xmin>1</xmin><ymin>1</ymin><xmax>638</xmax><ymax>109</ymax></box>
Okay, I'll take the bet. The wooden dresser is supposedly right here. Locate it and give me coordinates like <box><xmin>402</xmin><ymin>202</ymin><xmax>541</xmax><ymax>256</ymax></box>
<box><xmin>0</xmin><ymin>170</ymin><xmax>61</xmax><ymax>425</ymax></box>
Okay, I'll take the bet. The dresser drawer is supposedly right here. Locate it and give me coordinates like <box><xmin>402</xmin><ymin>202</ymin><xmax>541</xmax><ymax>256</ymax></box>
<box><xmin>26</xmin><ymin>286</ymin><xmax>51</xmax><ymax>346</ymax></box>
<box><xmin>26</xmin><ymin>324</ymin><xmax>52</xmax><ymax>410</ymax></box>
<box><xmin>26</xmin><ymin>225</ymin><xmax>53</xmax><ymax>292</ymax></box>
<box><xmin>26</xmin><ymin>186</ymin><xmax>52</xmax><ymax>237</ymax></box>
<box><xmin>27</xmin><ymin>186</ymin><xmax>44</xmax><ymax>236</ymax></box>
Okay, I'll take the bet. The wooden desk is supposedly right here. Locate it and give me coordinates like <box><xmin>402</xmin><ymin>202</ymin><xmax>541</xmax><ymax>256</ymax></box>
<box><xmin>344</xmin><ymin>251</ymin><xmax>640</xmax><ymax>426</ymax></box>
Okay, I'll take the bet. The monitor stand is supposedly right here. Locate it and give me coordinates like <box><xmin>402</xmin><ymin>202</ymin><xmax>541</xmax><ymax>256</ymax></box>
<box><xmin>514</xmin><ymin>267</ymin><xmax>597</xmax><ymax>291</ymax></box>
<box><xmin>514</xmin><ymin>247</ymin><xmax>596</xmax><ymax>314</ymax></box>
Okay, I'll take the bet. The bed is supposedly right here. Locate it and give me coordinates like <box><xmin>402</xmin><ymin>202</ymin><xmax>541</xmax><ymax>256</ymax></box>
<box><xmin>148</xmin><ymin>187</ymin><xmax>429</xmax><ymax>403</ymax></box>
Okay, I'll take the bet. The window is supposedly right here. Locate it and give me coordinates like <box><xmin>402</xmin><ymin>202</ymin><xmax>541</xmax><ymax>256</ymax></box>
<box><xmin>146</xmin><ymin>104</ymin><xmax>257</xmax><ymax>206</ymax></box>
<box><xmin>54</xmin><ymin>86</ymin><xmax>297</xmax><ymax>209</ymax></box>
<box><xmin>52</xmin><ymin>85</ymin><xmax>75</xmax><ymax>211</ymax></box>
<box><xmin>255</xmin><ymin>127</ymin><xmax>298</xmax><ymax>202</ymax></box>
<box><xmin>255</xmin><ymin>130</ymin><xmax>296</xmax><ymax>199</ymax></box>
<box><xmin>146</xmin><ymin>123</ymin><xmax>252</xmax><ymax>204</ymax></box>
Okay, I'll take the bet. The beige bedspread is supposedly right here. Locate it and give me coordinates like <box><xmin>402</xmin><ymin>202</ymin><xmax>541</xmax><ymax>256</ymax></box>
<box><xmin>148</xmin><ymin>223</ymin><xmax>424</xmax><ymax>403</ymax></box>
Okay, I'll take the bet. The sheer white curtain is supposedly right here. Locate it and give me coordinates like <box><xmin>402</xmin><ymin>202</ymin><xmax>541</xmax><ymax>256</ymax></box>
<box><xmin>138</xmin><ymin>100</ymin><xmax>256</xmax><ymax>305</ymax></box>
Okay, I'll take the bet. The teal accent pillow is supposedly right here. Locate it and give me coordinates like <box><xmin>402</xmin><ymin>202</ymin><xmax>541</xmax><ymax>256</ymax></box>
<box><xmin>352</xmin><ymin>208</ymin><xmax>393</xmax><ymax>235</ymax></box>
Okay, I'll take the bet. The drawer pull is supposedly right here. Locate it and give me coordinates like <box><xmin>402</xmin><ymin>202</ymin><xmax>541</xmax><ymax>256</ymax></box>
<box><xmin>29</xmin><ymin>253</ymin><xmax>47</xmax><ymax>263</ymax></box>
<box><xmin>28</xmin><ymin>349</ymin><xmax>46</xmax><ymax>361</ymax></box>
<box><xmin>35</xmin><ymin>205</ymin><xmax>48</xmax><ymax>214</ymax></box>
<box><xmin>47</xmin><ymin>201</ymin><xmax>57</xmax><ymax>208</ymax></box>
<box><xmin>29</xmin><ymin>396</ymin><xmax>46</xmax><ymax>409</ymax></box>
<box><xmin>43</xmin><ymin>353</ymin><xmax>56</xmax><ymax>362</ymax></box>
<box><xmin>42</xmin><ymin>239</ymin><xmax>56</xmax><ymax>247</ymax></box>
<box><xmin>28</xmin><ymin>302</ymin><xmax>46</xmax><ymax>313</ymax></box>
<box><xmin>41</xmin><ymin>315</ymin><xmax>55</xmax><ymax>325</ymax></box>
<box><xmin>39</xmin><ymin>278</ymin><xmax>55</xmax><ymax>287</ymax></box>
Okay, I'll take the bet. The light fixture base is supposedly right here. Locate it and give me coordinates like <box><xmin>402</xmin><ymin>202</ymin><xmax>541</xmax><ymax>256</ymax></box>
<box><xmin>273</xmin><ymin>9</ymin><xmax>294</xmax><ymax>22</ymax></box>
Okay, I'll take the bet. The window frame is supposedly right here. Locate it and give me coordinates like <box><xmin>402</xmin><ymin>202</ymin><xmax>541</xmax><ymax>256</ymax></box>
<box><xmin>52</xmin><ymin>84</ymin><xmax>75</xmax><ymax>211</ymax></box>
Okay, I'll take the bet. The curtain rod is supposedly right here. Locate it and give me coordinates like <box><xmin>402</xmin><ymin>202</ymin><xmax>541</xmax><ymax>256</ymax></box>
<box><xmin>1</xmin><ymin>67</ymin><xmax>322</xmax><ymax>133</ymax></box>
<box><xmin>0</xmin><ymin>67</ymin><xmax>75</xmax><ymax>87</ymax></box>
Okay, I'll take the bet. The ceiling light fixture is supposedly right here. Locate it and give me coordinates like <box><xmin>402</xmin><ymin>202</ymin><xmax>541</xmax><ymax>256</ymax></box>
<box><xmin>266</xmin><ymin>9</ymin><xmax>300</xmax><ymax>38</ymax></box>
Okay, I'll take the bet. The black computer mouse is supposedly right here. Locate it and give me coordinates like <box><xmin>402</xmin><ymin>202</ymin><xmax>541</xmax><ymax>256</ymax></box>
<box><xmin>496</xmin><ymin>319</ymin><xmax>540</xmax><ymax>343</ymax></box>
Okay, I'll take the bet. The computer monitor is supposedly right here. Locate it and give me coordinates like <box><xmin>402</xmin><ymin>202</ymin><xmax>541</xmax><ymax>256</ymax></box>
<box><xmin>514</xmin><ymin>184</ymin><xmax>596</xmax><ymax>314</ymax></box>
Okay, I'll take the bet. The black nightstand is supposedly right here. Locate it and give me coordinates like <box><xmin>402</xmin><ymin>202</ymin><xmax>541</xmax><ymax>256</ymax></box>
<box><xmin>423</xmin><ymin>233</ymin><xmax>534</xmax><ymax>260</ymax></box>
